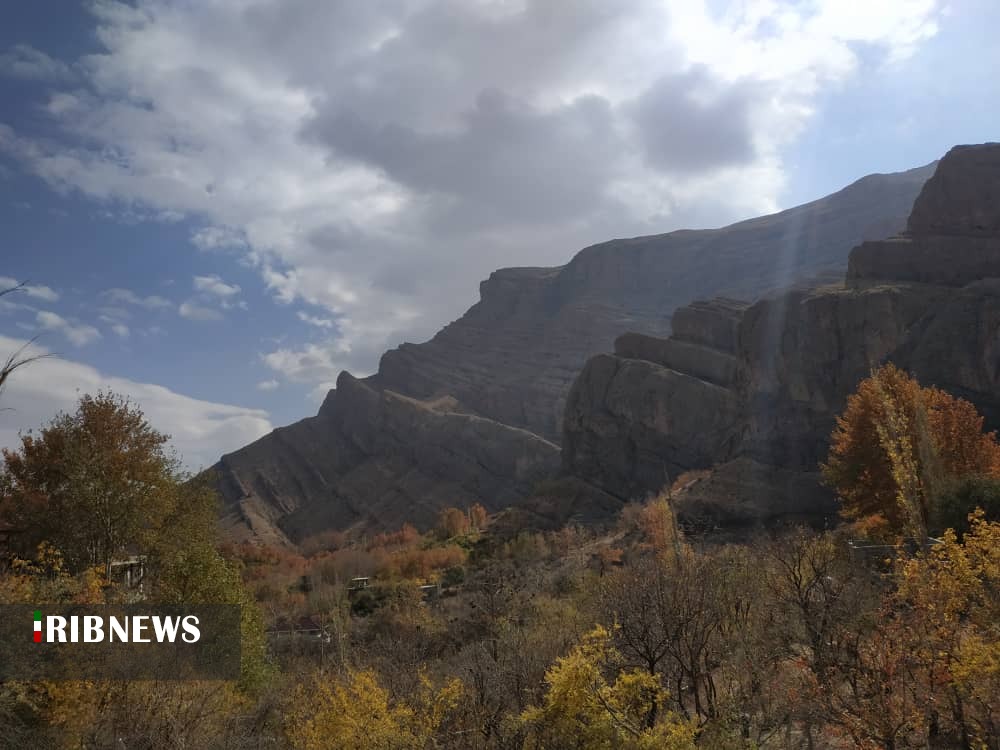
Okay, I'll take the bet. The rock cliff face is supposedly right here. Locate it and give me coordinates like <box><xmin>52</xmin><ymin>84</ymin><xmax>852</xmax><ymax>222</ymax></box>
<box><xmin>563</xmin><ymin>144</ymin><xmax>1000</xmax><ymax>527</ymax></box>
<box><xmin>216</xmin><ymin>372</ymin><xmax>559</xmax><ymax>545</ymax></box>
<box><xmin>374</xmin><ymin>165</ymin><xmax>933</xmax><ymax>442</ymax></box>
<box><xmin>211</xmin><ymin>161</ymin><xmax>934</xmax><ymax>542</ymax></box>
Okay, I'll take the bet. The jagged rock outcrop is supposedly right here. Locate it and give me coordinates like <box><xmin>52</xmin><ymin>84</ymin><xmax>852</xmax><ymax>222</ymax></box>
<box><xmin>906</xmin><ymin>143</ymin><xmax>1000</xmax><ymax>236</ymax></box>
<box><xmin>563</xmin><ymin>143</ymin><xmax>1000</xmax><ymax>527</ymax></box>
<box><xmin>849</xmin><ymin>144</ymin><xmax>1000</xmax><ymax>288</ymax></box>
<box><xmin>212</xmin><ymin>161</ymin><xmax>934</xmax><ymax>541</ymax></box>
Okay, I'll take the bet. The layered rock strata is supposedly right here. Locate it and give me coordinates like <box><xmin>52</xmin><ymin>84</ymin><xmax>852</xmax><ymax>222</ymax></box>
<box><xmin>563</xmin><ymin>144</ymin><xmax>1000</xmax><ymax>526</ymax></box>
<box><xmin>210</xmin><ymin>162</ymin><xmax>934</xmax><ymax>541</ymax></box>
<box><xmin>216</xmin><ymin>372</ymin><xmax>559</xmax><ymax>545</ymax></box>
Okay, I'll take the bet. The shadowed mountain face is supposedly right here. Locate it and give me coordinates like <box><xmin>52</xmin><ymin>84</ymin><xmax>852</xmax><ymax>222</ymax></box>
<box><xmin>564</xmin><ymin>143</ymin><xmax>1000</xmax><ymax>530</ymax></box>
<box><xmin>210</xmin><ymin>161</ymin><xmax>934</xmax><ymax>544</ymax></box>
<box><xmin>373</xmin><ymin>163</ymin><xmax>935</xmax><ymax>442</ymax></box>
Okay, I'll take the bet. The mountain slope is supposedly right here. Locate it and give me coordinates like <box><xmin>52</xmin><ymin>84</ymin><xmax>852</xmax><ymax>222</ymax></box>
<box><xmin>211</xmin><ymin>162</ymin><xmax>934</xmax><ymax>542</ymax></box>
<box><xmin>563</xmin><ymin>143</ymin><xmax>1000</xmax><ymax>528</ymax></box>
<box><xmin>374</xmin><ymin>163</ymin><xmax>934</xmax><ymax>441</ymax></box>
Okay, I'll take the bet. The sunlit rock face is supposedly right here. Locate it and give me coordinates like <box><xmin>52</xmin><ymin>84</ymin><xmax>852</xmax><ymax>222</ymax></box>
<box><xmin>209</xmin><ymin>161</ymin><xmax>933</xmax><ymax>542</ymax></box>
<box><xmin>563</xmin><ymin>143</ymin><xmax>1000</xmax><ymax>528</ymax></box>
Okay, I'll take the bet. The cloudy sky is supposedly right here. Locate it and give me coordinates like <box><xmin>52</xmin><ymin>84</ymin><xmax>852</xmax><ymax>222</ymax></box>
<box><xmin>1</xmin><ymin>0</ymin><xmax>998</xmax><ymax>469</ymax></box>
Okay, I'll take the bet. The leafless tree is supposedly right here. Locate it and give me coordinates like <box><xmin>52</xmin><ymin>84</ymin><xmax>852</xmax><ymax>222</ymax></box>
<box><xmin>0</xmin><ymin>283</ymin><xmax>53</xmax><ymax>403</ymax></box>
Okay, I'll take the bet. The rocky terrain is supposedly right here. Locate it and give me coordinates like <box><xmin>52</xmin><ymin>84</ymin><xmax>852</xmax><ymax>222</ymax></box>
<box><xmin>563</xmin><ymin>143</ymin><xmax>1000</xmax><ymax>528</ymax></box>
<box><xmin>216</xmin><ymin>371</ymin><xmax>559</xmax><ymax>545</ymax></box>
<box><xmin>210</xmin><ymin>161</ymin><xmax>934</xmax><ymax>543</ymax></box>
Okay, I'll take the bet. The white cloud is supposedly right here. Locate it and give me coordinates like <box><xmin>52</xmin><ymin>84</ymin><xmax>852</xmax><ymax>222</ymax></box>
<box><xmin>178</xmin><ymin>301</ymin><xmax>223</xmax><ymax>322</ymax></box>
<box><xmin>98</xmin><ymin>307</ymin><xmax>130</xmax><ymax>322</ymax></box>
<box><xmin>35</xmin><ymin>310</ymin><xmax>101</xmax><ymax>347</ymax></box>
<box><xmin>261</xmin><ymin>342</ymin><xmax>349</xmax><ymax>384</ymax></box>
<box><xmin>193</xmin><ymin>274</ymin><xmax>241</xmax><ymax>298</ymax></box>
<box><xmin>191</xmin><ymin>225</ymin><xmax>247</xmax><ymax>251</ymax></box>
<box><xmin>256</xmin><ymin>379</ymin><xmax>279</xmax><ymax>391</ymax></box>
<box><xmin>296</xmin><ymin>311</ymin><xmax>335</xmax><ymax>328</ymax></box>
<box><xmin>0</xmin><ymin>276</ymin><xmax>59</xmax><ymax>302</ymax></box>
<box><xmin>0</xmin><ymin>0</ymin><xmax>944</xmax><ymax>390</ymax></box>
<box><xmin>102</xmin><ymin>287</ymin><xmax>172</xmax><ymax>309</ymax></box>
<box><xmin>0</xmin><ymin>44</ymin><xmax>74</xmax><ymax>82</ymax></box>
<box><xmin>110</xmin><ymin>322</ymin><xmax>130</xmax><ymax>338</ymax></box>
<box><xmin>0</xmin><ymin>335</ymin><xmax>272</xmax><ymax>470</ymax></box>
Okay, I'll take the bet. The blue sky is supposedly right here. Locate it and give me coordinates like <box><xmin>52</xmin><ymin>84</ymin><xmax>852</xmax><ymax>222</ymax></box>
<box><xmin>1</xmin><ymin>0</ymin><xmax>997</xmax><ymax>469</ymax></box>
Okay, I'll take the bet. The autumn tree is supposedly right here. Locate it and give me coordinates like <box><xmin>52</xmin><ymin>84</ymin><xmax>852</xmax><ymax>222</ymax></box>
<box><xmin>437</xmin><ymin>506</ymin><xmax>470</xmax><ymax>538</ymax></box>
<box><xmin>892</xmin><ymin>512</ymin><xmax>1000</xmax><ymax>747</ymax></box>
<box><xmin>1</xmin><ymin>391</ymin><xmax>268</xmax><ymax>690</ymax></box>
<box><xmin>823</xmin><ymin>364</ymin><xmax>1000</xmax><ymax>535</ymax></box>
<box><xmin>2</xmin><ymin>392</ymin><xmax>178</xmax><ymax>576</ymax></box>
<box><xmin>285</xmin><ymin>669</ymin><xmax>461</xmax><ymax>750</ymax></box>
<box><xmin>638</xmin><ymin>490</ymin><xmax>685</xmax><ymax>562</ymax></box>
<box><xmin>520</xmin><ymin>625</ymin><xmax>696</xmax><ymax>749</ymax></box>
<box><xmin>469</xmin><ymin>502</ymin><xmax>488</xmax><ymax>530</ymax></box>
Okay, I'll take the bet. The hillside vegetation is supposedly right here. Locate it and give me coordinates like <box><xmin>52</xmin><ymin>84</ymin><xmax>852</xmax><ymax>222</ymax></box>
<box><xmin>2</xmin><ymin>370</ymin><xmax>999</xmax><ymax>748</ymax></box>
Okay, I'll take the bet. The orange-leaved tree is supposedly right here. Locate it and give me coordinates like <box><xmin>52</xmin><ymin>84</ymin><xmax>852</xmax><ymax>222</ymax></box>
<box><xmin>823</xmin><ymin>363</ymin><xmax>1000</xmax><ymax>537</ymax></box>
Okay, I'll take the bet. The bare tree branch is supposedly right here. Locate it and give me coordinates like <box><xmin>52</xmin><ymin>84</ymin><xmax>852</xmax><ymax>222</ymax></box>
<box><xmin>0</xmin><ymin>281</ymin><xmax>27</xmax><ymax>299</ymax></box>
<box><xmin>0</xmin><ymin>336</ymin><xmax>54</xmax><ymax>405</ymax></box>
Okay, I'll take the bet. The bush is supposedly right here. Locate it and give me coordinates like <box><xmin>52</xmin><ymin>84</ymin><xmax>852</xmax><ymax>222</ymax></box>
<box><xmin>932</xmin><ymin>475</ymin><xmax>1000</xmax><ymax>536</ymax></box>
<box><xmin>441</xmin><ymin>565</ymin><xmax>465</xmax><ymax>588</ymax></box>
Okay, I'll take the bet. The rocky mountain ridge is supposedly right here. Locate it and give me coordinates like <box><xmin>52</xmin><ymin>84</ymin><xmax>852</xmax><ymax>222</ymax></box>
<box><xmin>210</xmin><ymin>160</ymin><xmax>935</xmax><ymax>543</ymax></box>
<box><xmin>563</xmin><ymin>143</ymin><xmax>1000</xmax><ymax>528</ymax></box>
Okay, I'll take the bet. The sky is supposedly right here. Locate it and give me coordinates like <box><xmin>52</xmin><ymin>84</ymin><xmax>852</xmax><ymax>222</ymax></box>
<box><xmin>0</xmin><ymin>0</ymin><xmax>998</xmax><ymax>471</ymax></box>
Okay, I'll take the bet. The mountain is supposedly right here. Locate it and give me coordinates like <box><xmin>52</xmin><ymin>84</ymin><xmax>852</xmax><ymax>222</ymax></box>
<box><xmin>563</xmin><ymin>143</ymin><xmax>1000</xmax><ymax>529</ymax></box>
<box><xmin>373</xmin><ymin>163</ymin><xmax>933</xmax><ymax>441</ymax></box>
<box><xmin>210</xmin><ymin>161</ymin><xmax>935</xmax><ymax>544</ymax></box>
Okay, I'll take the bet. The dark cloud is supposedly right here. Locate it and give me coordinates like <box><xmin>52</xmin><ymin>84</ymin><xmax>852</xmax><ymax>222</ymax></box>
<box><xmin>307</xmin><ymin>88</ymin><xmax>624</xmax><ymax>227</ymax></box>
<box><xmin>631</xmin><ymin>67</ymin><xmax>758</xmax><ymax>173</ymax></box>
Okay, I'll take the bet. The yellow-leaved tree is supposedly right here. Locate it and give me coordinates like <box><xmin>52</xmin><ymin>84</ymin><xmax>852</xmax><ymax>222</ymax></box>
<box><xmin>520</xmin><ymin>625</ymin><xmax>696</xmax><ymax>750</ymax></box>
<box><xmin>285</xmin><ymin>669</ymin><xmax>462</xmax><ymax>750</ymax></box>
<box><xmin>893</xmin><ymin>511</ymin><xmax>1000</xmax><ymax>747</ymax></box>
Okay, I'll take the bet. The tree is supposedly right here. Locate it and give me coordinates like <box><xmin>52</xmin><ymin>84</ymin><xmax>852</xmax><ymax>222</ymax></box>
<box><xmin>2</xmin><ymin>392</ymin><xmax>177</xmax><ymax>576</ymax></box>
<box><xmin>823</xmin><ymin>364</ymin><xmax>1000</xmax><ymax>535</ymax></box>
<box><xmin>469</xmin><ymin>502</ymin><xmax>488</xmax><ymax>530</ymax></box>
<box><xmin>437</xmin><ymin>506</ymin><xmax>470</xmax><ymax>538</ymax></box>
<box><xmin>931</xmin><ymin>474</ymin><xmax>1000</xmax><ymax>536</ymax></box>
<box><xmin>520</xmin><ymin>625</ymin><xmax>696</xmax><ymax>749</ymax></box>
<box><xmin>892</xmin><ymin>512</ymin><xmax>1000</xmax><ymax>747</ymax></box>
<box><xmin>1</xmin><ymin>392</ymin><xmax>268</xmax><ymax>690</ymax></box>
<box><xmin>285</xmin><ymin>669</ymin><xmax>461</xmax><ymax>750</ymax></box>
<box><xmin>601</xmin><ymin>557</ymin><xmax>674</xmax><ymax>712</ymax></box>
<box><xmin>638</xmin><ymin>491</ymin><xmax>684</xmax><ymax>563</ymax></box>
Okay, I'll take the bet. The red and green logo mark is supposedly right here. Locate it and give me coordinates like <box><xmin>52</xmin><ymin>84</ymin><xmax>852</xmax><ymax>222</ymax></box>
<box><xmin>33</xmin><ymin>610</ymin><xmax>42</xmax><ymax>643</ymax></box>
